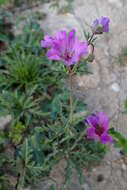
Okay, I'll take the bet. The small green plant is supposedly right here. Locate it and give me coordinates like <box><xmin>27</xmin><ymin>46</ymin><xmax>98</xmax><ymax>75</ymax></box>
<box><xmin>118</xmin><ymin>47</ymin><xmax>127</xmax><ymax>65</ymax></box>
<box><xmin>0</xmin><ymin>90</ymin><xmax>48</xmax><ymax>126</ymax></box>
<box><xmin>0</xmin><ymin>0</ymin><xmax>9</xmax><ymax>6</ymax></box>
<box><xmin>15</xmin><ymin>138</ymin><xmax>44</xmax><ymax>189</ymax></box>
<box><xmin>0</xmin><ymin>176</ymin><xmax>8</xmax><ymax>190</ymax></box>
<box><xmin>109</xmin><ymin>128</ymin><xmax>127</xmax><ymax>155</ymax></box>
<box><xmin>2</xmin><ymin>52</ymin><xmax>43</xmax><ymax>90</ymax></box>
<box><xmin>0</xmin><ymin>10</ymin><xmax>14</xmax><ymax>54</ymax></box>
<box><xmin>0</xmin><ymin>0</ymin><xmax>42</xmax><ymax>7</ymax></box>
<box><xmin>9</xmin><ymin>122</ymin><xmax>25</xmax><ymax>145</ymax></box>
<box><xmin>51</xmin><ymin>0</ymin><xmax>74</xmax><ymax>14</ymax></box>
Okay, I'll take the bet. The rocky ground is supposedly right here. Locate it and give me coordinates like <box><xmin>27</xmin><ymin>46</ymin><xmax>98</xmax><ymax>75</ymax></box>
<box><xmin>1</xmin><ymin>0</ymin><xmax>127</xmax><ymax>189</ymax></box>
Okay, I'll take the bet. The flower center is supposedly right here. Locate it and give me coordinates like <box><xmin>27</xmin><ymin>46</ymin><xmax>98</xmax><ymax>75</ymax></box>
<box><xmin>63</xmin><ymin>48</ymin><xmax>75</xmax><ymax>61</ymax></box>
<box><xmin>95</xmin><ymin>125</ymin><xmax>104</xmax><ymax>136</ymax></box>
<box><xmin>64</xmin><ymin>51</ymin><xmax>72</xmax><ymax>60</ymax></box>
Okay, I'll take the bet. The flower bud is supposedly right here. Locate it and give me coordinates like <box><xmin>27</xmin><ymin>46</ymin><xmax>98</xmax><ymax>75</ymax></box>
<box><xmin>92</xmin><ymin>16</ymin><xmax>110</xmax><ymax>34</ymax></box>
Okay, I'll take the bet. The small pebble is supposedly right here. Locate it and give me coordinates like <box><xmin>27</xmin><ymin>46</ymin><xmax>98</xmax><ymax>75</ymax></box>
<box><xmin>111</xmin><ymin>83</ymin><xmax>120</xmax><ymax>92</ymax></box>
<box><xmin>82</xmin><ymin>182</ymin><xmax>91</xmax><ymax>190</ymax></box>
<box><xmin>106</xmin><ymin>161</ymin><xmax>111</xmax><ymax>165</ymax></box>
<box><xmin>121</xmin><ymin>163</ymin><xmax>126</xmax><ymax>170</ymax></box>
<box><xmin>92</xmin><ymin>168</ymin><xmax>96</xmax><ymax>172</ymax></box>
<box><xmin>78</xmin><ymin>81</ymin><xmax>84</xmax><ymax>87</ymax></box>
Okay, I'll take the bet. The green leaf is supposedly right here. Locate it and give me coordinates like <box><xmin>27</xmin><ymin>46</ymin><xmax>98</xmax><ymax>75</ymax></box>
<box><xmin>0</xmin><ymin>176</ymin><xmax>8</xmax><ymax>190</ymax></box>
<box><xmin>0</xmin><ymin>132</ymin><xmax>6</xmax><ymax>145</ymax></box>
<box><xmin>72</xmin><ymin>111</ymin><xmax>88</xmax><ymax>125</ymax></box>
<box><xmin>109</xmin><ymin>128</ymin><xmax>127</xmax><ymax>154</ymax></box>
<box><xmin>49</xmin><ymin>184</ymin><xmax>56</xmax><ymax>190</ymax></box>
<box><xmin>0</xmin><ymin>33</ymin><xmax>9</xmax><ymax>42</ymax></box>
<box><xmin>64</xmin><ymin>159</ymin><xmax>72</xmax><ymax>188</ymax></box>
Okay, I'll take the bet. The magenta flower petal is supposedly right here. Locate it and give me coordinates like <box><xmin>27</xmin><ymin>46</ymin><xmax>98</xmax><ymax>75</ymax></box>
<box><xmin>98</xmin><ymin>112</ymin><xmax>108</xmax><ymax>131</ymax></box>
<box><xmin>86</xmin><ymin>115</ymin><xmax>98</xmax><ymax>128</ymax></box>
<box><xmin>56</xmin><ymin>30</ymin><xmax>66</xmax><ymax>40</ymax></box>
<box><xmin>76</xmin><ymin>42</ymin><xmax>88</xmax><ymax>59</ymax></box>
<box><xmin>99</xmin><ymin>16</ymin><xmax>109</xmax><ymax>32</ymax></box>
<box><xmin>71</xmin><ymin>45</ymin><xmax>88</xmax><ymax>63</ymax></box>
<box><xmin>67</xmin><ymin>29</ymin><xmax>75</xmax><ymax>51</ymax></box>
<box><xmin>40</xmin><ymin>35</ymin><xmax>54</xmax><ymax>48</ymax></box>
<box><xmin>73</xmin><ymin>38</ymin><xmax>88</xmax><ymax>62</ymax></box>
<box><xmin>100</xmin><ymin>133</ymin><xmax>113</xmax><ymax>144</ymax></box>
<box><xmin>86</xmin><ymin>127</ymin><xmax>96</xmax><ymax>139</ymax></box>
<box><xmin>93</xmin><ymin>19</ymin><xmax>99</xmax><ymax>28</ymax></box>
<box><xmin>46</xmin><ymin>49</ymin><xmax>61</xmax><ymax>61</ymax></box>
<box><xmin>78</xmin><ymin>42</ymin><xmax>88</xmax><ymax>57</ymax></box>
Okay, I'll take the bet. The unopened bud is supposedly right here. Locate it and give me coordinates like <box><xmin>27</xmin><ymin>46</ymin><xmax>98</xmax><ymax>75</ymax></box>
<box><xmin>87</xmin><ymin>54</ymin><xmax>95</xmax><ymax>62</ymax></box>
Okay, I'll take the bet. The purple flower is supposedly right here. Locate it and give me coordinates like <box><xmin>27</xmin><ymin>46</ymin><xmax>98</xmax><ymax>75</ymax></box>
<box><xmin>85</xmin><ymin>112</ymin><xmax>112</xmax><ymax>144</ymax></box>
<box><xmin>40</xmin><ymin>29</ymin><xmax>88</xmax><ymax>66</ymax></box>
<box><xmin>92</xmin><ymin>16</ymin><xmax>110</xmax><ymax>34</ymax></box>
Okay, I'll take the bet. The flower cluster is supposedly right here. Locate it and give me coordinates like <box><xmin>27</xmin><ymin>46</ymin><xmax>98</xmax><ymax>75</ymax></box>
<box><xmin>41</xmin><ymin>16</ymin><xmax>109</xmax><ymax>67</ymax></box>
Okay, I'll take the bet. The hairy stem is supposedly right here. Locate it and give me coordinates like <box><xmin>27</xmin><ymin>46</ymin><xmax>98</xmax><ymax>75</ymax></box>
<box><xmin>69</xmin><ymin>73</ymin><xmax>73</xmax><ymax>123</ymax></box>
<box><xmin>88</xmin><ymin>33</ymin><xmax>95</xmax><ymax>57</ymax></box>
<box><xmin>90</xmin><ymin>43</ymin><xmax>95</xmax><ymax>54</ymax></box>
<box><xmin>88</xmin><ymin>32</ymin><xmax>95</xmax><ymax>45</ymax></box>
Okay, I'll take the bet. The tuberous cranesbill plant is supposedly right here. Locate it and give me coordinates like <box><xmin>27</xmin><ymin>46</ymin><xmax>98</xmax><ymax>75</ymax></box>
<box><xmin>1</xmin><ymin>16</ymin><xmax>127</xmax><ymax>190</ymax></box>
<box><xmin>41</xmin><ymin>16</ymin><xmax>127</xmax><ymax>148</ymax></box>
